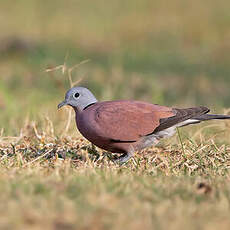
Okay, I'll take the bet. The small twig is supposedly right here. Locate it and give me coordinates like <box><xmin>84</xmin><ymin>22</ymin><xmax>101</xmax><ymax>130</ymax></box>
<box><xmin>45</xmin><ymin>57</ymin><xmax>90</xmax><ymax>136</ymax></box>
<box><xmin>68</xmin><ymin>59</ymin><xmax>90</xmax><ymax>87</ymax></box>
<box><xmin>32</xmin><ymin>122</ymin><xmax>42</xmax><ymax>140</ymax></box>
<box><xmin>177</xmin><ymin>128</ymin><xmax>186</xmax><ymax>158</ymax></box>
<box><xmin>0</xmin><ymin>128</ymin><xmax>4</xmax><ymax>137</ymax></box>
<box><xmin>45</xmin><ymin>64</ymin><xmax>66</xmax><ymax>73</ymax></box>
<box><xmin>45</xmin><ymin>116</ymin><xmax>55</xmax><ymax>137</ymax></box>
<box><xmin>62</xmin><ymin>109</ymin><xmax>73</xmax><ymax>136</ymax></box>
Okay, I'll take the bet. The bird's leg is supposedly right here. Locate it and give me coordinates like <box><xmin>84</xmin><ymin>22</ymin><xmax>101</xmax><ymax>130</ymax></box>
<box><xmin>115</xmin><ymin>147</ymin><xmax>135</xmax><ymax>165</ymax></box>
<box><xmin>114</xmin><ymin>153</ymin><xmax>131</xmax><ymax>164</ymax></box>
<box><xmin>104</xmin><ymin>152</ymin><xmax>130</xmax><ymax>163</ymax></box>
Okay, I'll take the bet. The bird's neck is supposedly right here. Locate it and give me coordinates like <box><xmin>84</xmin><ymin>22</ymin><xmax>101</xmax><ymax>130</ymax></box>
<box><xmin>73</xmin><ymin>102</ymin><xmax>97</xmax><ymax>114</ymax></box>
<box><xmin>82</xmin><ymin>102</ymin><xmax>97</xmax><ymax>110</ymax></box>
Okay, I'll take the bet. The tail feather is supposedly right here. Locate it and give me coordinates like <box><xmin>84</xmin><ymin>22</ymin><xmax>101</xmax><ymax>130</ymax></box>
<box><xmin>153</xmin><ymin>107</ymin><xmax>230</xmax><ymax>133</ymax></box>
<box><xmin>194</xmin><ymin>114</ymin><xmax>230</xmax><ymax>121</ymax></box>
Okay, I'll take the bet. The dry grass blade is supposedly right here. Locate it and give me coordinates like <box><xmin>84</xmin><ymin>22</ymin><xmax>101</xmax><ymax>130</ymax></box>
<box><xmin>22</xmin><ymin>149</ymin><xmax>53</xmax><ymax>168</ymax></box>
<box><xmin>45</xmin><ymin>58</ymin><xmax>90</xmax><ymax>135</ymax></box>
<box><xmin>68</xmin><ymin>59</ymin><xmax>90</xmax><ymax>87</ymax></box>
<box><xmin>62</xmin><ymin>108</ymin><xmax>73</xmax><ymax>137</ymax></box>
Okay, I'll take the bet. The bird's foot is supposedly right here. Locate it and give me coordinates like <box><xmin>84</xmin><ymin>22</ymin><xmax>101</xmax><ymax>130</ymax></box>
<box><xmin>114</xmin><ymin>153</ymin><xmax>133</xmax><ymax>165</ymax></box>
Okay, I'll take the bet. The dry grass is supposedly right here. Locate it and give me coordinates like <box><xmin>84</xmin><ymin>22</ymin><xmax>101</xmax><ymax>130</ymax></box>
<box><xmin>0</xmin><ymin>112</ymin><xmax>230</xmax><ymax>230</ymax></box>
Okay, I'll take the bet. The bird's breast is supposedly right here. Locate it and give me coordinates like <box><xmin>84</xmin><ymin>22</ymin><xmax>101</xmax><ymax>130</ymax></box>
<box><xmin>75</xmin><ymin>111</ymin><xmax>130</xmax><ymax>153</ymax></box>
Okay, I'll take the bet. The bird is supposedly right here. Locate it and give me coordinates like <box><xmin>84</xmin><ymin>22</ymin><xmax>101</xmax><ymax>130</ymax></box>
<box><xmin>58</xmin><ymin>86</ymin><xmax>230</xmax><ymax>164</ymax></box>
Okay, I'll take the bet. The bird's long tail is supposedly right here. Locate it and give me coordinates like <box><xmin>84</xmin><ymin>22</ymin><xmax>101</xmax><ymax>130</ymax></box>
<box><xmin>194</xmin><ymin>114</ymin><xmax>230</xmax><ymax>121</ymax></box>
<box><xmin>178</xmin><ymin>113</ymin><xmax>230</xmax><ymax>128</ymax></box>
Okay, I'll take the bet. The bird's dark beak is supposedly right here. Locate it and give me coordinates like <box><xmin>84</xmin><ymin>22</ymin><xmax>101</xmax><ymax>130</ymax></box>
<box><xmin>58</xmin><ymin>100</ymin><xmax>67</xmax><ymax>109</ymax></box>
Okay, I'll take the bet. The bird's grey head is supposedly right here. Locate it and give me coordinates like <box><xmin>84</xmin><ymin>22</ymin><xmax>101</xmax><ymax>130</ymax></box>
<box><xmin>58</xmin><ymin>87</ymin><xmax>98</xmax><ymax>111</ymax></box>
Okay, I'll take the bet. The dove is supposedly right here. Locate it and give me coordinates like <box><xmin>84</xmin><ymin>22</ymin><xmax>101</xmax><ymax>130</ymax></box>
<box><xmin>58</xmin><ymin>87</ymin><xmax>230</xmax><ymax>164</ymax></box>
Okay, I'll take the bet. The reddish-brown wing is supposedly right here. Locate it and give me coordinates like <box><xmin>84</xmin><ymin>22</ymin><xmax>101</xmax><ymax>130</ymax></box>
<box><xmin>154</xmin><ymin>106</ymin><xmax>210</xmax><ymax>132</ymax></box>
<box><xmin>93</xmin><ymin>100</ymin><xmax>174</xmax><ymax>141</ymax></box>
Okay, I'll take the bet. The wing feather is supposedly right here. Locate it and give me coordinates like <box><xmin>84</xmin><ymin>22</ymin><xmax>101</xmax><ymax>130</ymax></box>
<box><xmin>93</xmin><ymin>101</ymin><xmax>174</xmax><ymax>141</ymax></box>
<box><xmin>153</xmin><ymin>106</ymin><xmax>210</xmax><ymax>133</ymax></box>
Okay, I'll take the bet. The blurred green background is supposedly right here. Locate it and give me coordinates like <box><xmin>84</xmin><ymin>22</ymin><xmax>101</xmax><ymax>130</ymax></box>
<box><xmin>1</xmin><ymin>0</ymin><xmax>230</xmax><ymax>134</ymax></box>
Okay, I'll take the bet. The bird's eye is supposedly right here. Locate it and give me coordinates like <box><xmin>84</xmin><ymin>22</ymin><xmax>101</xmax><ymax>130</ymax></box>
<box><xmin>74</xmin><ymin>92</ymin><xmax>80</xmax><ymax>98</ymax></box>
